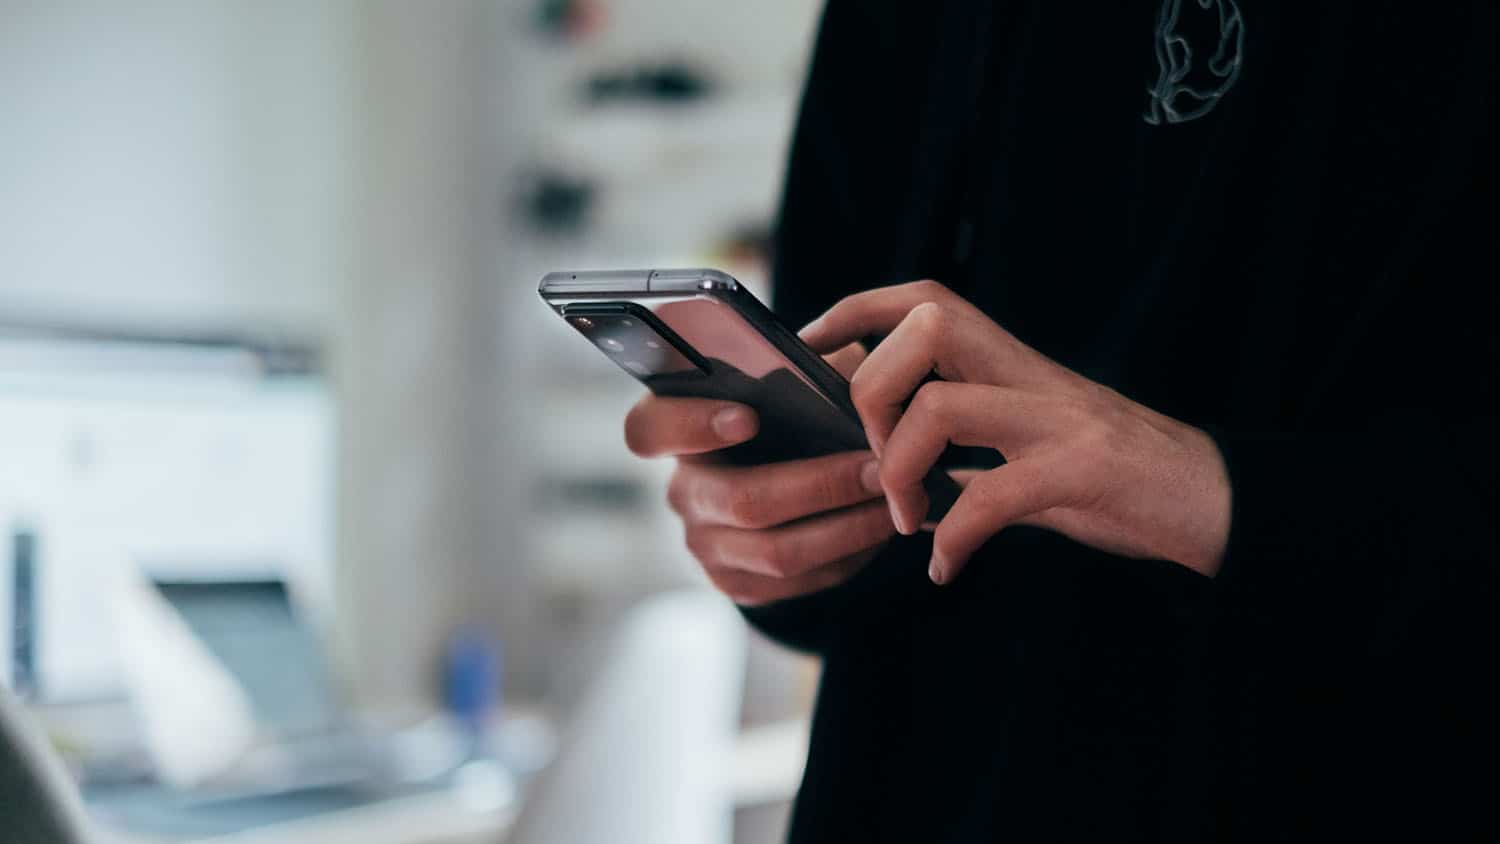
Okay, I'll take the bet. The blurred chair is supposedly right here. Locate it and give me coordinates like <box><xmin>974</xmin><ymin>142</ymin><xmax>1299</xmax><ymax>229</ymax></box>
<box><xmin>0</xmin><ymin>687</ymin><xmax>93</xmax><ymax>844</ymax></box>
<box><xmin>508</xmin><ymin>590</ymin><xmax>747</xmax><ymax>844</ymax></box>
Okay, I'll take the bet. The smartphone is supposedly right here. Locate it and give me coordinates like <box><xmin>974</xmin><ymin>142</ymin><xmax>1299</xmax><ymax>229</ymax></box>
<box><xmin>538</xmin><ymin>267</ymin><xmax>960</xmax><ymax>522</ymax></box>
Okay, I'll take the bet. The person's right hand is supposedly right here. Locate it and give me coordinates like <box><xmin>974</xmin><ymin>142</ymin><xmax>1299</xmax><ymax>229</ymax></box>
<box><xmin>624</xmin><ymin>345</ymin><xmax>897</xmax><ymax>606</ymax></box>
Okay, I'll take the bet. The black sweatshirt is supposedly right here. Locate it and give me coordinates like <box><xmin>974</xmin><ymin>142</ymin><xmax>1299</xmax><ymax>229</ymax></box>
<box><xmin>747</xmin><ymin>2</ymin><xmax>1500</xmax><ymax>841</ymax></box>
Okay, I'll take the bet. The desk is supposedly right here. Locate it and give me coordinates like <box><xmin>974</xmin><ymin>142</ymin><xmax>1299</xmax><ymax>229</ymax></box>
<box><xmin>88</xmin><ymin>717</ymin><xmax>809</xmax><ymax>844</ymax></box>
<box><xmin>97</xmin><ymin>787</ymin><xmax>516</xmax><ymax>844</ymax></box>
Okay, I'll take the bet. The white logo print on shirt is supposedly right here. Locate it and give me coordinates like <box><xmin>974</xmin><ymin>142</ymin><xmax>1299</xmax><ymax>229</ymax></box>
<box><xmin>1145</xmin><ymin>0</ymin><xmax>1246</xmax><ymax>125</ymax></box>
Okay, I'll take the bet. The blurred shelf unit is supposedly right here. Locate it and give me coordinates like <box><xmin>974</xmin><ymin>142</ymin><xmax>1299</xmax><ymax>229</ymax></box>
<box><xmin>534</xmin><ymin>96</ymin><xmax>796</xmax><ymax>239</ymax></box>
<box><xmin>510</xmin><ymin>0</ymin><xmax>823</xmax><ymax>620</ymax></box>
<box><xmin>523</xmin><ymin>390</ymin><xmax>688</xmax><ymax>590</ymax></box>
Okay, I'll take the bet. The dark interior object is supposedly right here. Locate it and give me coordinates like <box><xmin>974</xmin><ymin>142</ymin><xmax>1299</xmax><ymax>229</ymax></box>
<box><xmin>584</xmin><ymin>60</ymin><xmax>715</xmax><ymax>105</ymax></box>
<box><xmin>0</xmin><ymin>687</ymin><xmax>92</xmax><ymax>844</ymax></box>
<box><xmin>10</xmin><ymin>527</ymin><xmax>38</xmax><ymax>700</ymax></box>
<box><xmin>521</xmin><ymin>170</ymin><xmax>597</xmax><ymax>236</ymax></box>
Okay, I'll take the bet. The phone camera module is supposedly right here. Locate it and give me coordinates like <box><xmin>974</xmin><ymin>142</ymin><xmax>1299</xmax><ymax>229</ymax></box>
<box><xmin>600</xmin><ymin>337</ymin><xmax>625</xmax><ymax>353</ymax></box>
<box><xmin>573</xmin><ymin>317</ymin><xmax>594</xmax><ymax>329</ymax></box>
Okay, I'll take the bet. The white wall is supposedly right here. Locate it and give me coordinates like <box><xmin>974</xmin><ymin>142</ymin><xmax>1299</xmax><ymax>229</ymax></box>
<box><xmin>0</xmin><ymin>0</ymin><xmax>525</xmax><ymax>713</ymax></box>
<box><xmin>334</xmin><ymin>0</ymin><xmax>535</xmax><ymax>711</ymax></box>
<box><xmin>0</xmin><ymin>0</ymin><xmax>825</xmax><ymax>719</ymax></box>
<box><xmin>0</xmin><ymin>0</ymin><xmax>353</xmax><ymax>335</ymax></box>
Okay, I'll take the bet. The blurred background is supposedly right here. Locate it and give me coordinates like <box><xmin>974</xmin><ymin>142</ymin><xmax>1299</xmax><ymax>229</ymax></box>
<box><xmin>0</xmin><ymin>1</ymin><xmax>825</xmax><ymax>841</ymax></box>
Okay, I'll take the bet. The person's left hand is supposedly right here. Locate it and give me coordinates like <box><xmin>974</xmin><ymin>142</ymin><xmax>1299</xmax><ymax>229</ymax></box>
<box><xmin>800</xmin><ymin>280</ymin><xmax>1232</xmax><ymax>585</ymax></box>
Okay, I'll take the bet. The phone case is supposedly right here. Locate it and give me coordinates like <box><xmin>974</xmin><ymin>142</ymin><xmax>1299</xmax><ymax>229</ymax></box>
<box><xmin>644</xmin><ymin>355</ymin><xmax>868</xmax><ymax>466</ymax></box>
<box><xmin>540</xmin><ymin>269</ymin><xmax>961</xmax><ymax>521</ymax></box>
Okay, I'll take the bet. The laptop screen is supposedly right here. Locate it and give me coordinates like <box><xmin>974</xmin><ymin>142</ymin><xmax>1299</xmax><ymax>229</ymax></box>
<box><xmin>151</xmin><ymin>580</ymin><xmax>339</xmax><ymax>738</ymax></box>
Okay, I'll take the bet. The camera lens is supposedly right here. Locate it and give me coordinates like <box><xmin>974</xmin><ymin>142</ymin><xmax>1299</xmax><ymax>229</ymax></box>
<box><xmin>644</xmin><ymin>338</ymin><xmax>662</xmax><ymax>350</ymax></box>
<box><xmin>573</xmin><ymin>317</ymin><xmax>593</xmax><ymax>329</ymax></box>
<box><xmin>600</xmin><ymin>337</ymin><xmax>625</xmax><ymax>352</ymax></box>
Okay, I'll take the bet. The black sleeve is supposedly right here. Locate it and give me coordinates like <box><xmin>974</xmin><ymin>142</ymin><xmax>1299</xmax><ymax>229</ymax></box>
<box><xmin>1209</xmin><ymin>60</ymin><xmax>1500</xmax><ymax>655</ymax></box>
<box><xmin>770</xmin><ymin>0</ymin><xmax>962</xmax><ymax>332</ymax></box>
<box><xmin>1210</xmin><ymin>412</ymin><xmax>1500</xmax><ymax>641</ymax></box>
<box><xmin>740</xmin><ymin>533</ymin><xmax>935</xmax><ymax>654</ymax></box>
<box><xmin>1201</xmin><ymin>410</ymin><xmax>1500</xmax><ymax>803</ymax></box>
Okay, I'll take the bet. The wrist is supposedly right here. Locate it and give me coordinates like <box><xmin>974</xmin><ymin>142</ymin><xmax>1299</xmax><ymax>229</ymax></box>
<box><xmin>1177</xmin><ymin>426</ymin><xmax>1232</xmax><ymax>576</ymax></box>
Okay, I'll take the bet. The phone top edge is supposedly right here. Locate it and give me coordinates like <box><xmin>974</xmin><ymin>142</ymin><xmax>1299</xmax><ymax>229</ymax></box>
<box><xmin>538</xmin><ymin>268</ymin><xmax>742</xmax><ymax>299</ymax></box>
<box><xmin>538</xmin><ymin>269</ymin><xmax>653</xmax><ymax>296</ymax></box>
<box><xmin>647</xmin><ymin>268</ymin><xmax>741</xmax><ymax>293</ymax></box>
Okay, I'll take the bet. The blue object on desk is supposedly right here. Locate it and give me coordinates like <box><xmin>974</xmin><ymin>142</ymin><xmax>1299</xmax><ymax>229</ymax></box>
<box><xmin>444</xmin><ymin>627</ymin><xmax>499</xmax><ymax>741</ymax></box>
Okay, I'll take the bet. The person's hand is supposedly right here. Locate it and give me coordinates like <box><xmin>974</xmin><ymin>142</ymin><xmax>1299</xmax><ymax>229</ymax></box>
<box><xmin>624</xmin><ymin>345</ymin><xmax>897</xmax><ymax>606</ymax></box>
<box><xmin>800</xmin><ymin>281</ymin><xmax>1232</xmax><ymax>585</ymax></box>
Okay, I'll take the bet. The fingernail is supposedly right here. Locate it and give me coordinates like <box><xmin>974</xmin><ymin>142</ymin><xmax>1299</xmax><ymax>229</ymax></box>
<box><xmin>928</xmin><ymin>556</ymin><xmax>945</xmax><ymax>585</ymax></box>
<box><xmin>860</xmin><ymin>459</ymin><xmax>883</xmax><ymax>495</ymax></box>
<box><xmin>888</xmin><ymin>498</ymin><xmax>912</xmax><ymax>535</ymax></box>
<box><xmin>797</xmin><ymin>317</ymin><xmax>822</xmax><ymax>339</ymax></box>
<box><xmin>711</xmin><ymin>407</ymin><xmax>756</xmax><ymax>442</ymax></box>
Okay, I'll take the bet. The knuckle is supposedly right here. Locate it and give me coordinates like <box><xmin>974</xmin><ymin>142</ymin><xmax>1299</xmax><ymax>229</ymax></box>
<box><xmin>910</xmin><ymin>381</ymin><xmax>952</xmax><ymax>418</ymax></box>
<box><xmin>1071</xmin><ymin>415</ymin><xmax>1119</xmax><ymax>458</ymax></box>
<box><xmin>726</xmin><ymin>482</ymin><xmax>771</xmax><ymax>528</ymax></box>
<box><xmin>752</xmin><ymin>535</ymin><xmax>794</xmax><ymax>578</ymax></box>
<box><xmin>908</xmin><ymin>300</ymin><xmax>949</xmax><ymax>335</ymax></box>
<box><xmin>683</xmin><ymin>527</ymin><xmax>714</xmax><ymax>566</ymax></box>
<box><xmin>665</xmin><ymin>465</ymin><xmax>694</xmax><ymax>517</ymax></box>
<box><xmin>849</xmin><ymin>377</ymin><xmax>894</xmax><ymax>424</ymax></box>
<box><xmin>810</xmin><ymin>467</ymin><xmax>846</xmax><ymax>510</ymax></box>
<box><xmin>1068</xmin><ymin>391</ymin><xmax>1115</xmax><ymax>427</ymax></box>
<box><xmin>911</xmin><ymin>279</ymin><xmax>949</xmax><ymax>298</ymax></box>
<box><xmin>848</xmin><ymin>366</ymin><xmax>876</xmax><ymax>407</ymax></box>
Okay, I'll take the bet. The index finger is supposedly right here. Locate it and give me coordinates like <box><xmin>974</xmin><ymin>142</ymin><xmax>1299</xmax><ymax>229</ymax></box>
<box><xmin>797</xmin><ymin>280</ymin><xmax>988</xmax><ymax>353</ymax></box>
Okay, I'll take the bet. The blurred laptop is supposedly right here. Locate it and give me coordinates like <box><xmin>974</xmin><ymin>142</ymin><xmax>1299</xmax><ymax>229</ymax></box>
<box><xmin>149</xmin><ymin>579</ymin><xmax>397</xmax><ymax>793</ymax></box>
<box><xmin>87</xmin><ymin>577</ymin><xmax>466</xmax><ymax>838</ymax></box>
